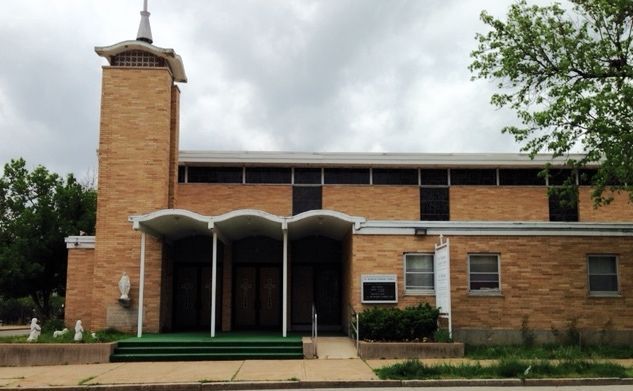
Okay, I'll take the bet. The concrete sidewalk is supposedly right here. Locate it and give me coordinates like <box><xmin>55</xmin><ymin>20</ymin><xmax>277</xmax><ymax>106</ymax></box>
<box><xmin>0</xmin><ymin>359</ymin><xmax>377</xmax><ymax>388</ymax></box>
<box><xmin>1</xmin><ymin>358</ymin><xmax>633</xmax><ymax>389</ymax></box>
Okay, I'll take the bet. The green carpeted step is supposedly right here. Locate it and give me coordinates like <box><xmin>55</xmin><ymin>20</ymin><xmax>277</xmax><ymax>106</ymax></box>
<box><xmin>114</xmin><ymin>346</ymin><xmax>303</xmax><ymax>355</ymax></box>
<box><xmin>110</xmin><ymin>352</ymin><xmax>303</xmax><ymax>362</ymax></box>
<box><xmin>116</xmin><ymin>340</ymin><xmax>302</xmax><ymax>348</ymax></box>
<box><xmin>111</xmin><ymin>333</ymin><xmax>305</xmax><ymax>362</ymax></box>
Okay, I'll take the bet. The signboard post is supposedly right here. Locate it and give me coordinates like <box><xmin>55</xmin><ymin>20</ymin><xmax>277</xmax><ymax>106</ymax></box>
<box><xmin>361</xmin><ymin>274</ymin><xmax>398</xmax><ymax>304</ymax></box>
<box><xmin>434</xmin><ymin>236</ymin><xmax>451</xmax><ymax>336</ymax></box>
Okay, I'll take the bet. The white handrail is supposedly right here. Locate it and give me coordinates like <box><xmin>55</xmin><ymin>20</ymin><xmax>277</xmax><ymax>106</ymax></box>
<box><xmin>311</xmin><ymin>303</ymin><xmax>318</xmax><ymax>357</ymax></box>
<box><xmin>348</xmin><ymin>304</ymin><xmax>359</xmax><ymax>352</ymax></box>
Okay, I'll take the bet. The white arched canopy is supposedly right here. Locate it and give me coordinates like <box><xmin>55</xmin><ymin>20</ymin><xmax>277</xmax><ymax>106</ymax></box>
<box><xmin>128</xmin><ymin>208</ymin><xmax>365</xmax><ymax>339</ymax></box>
<box><xmin>210</xmin><ymin>209</ymin><xmax>284</xmax><ymax>240</ymax></box>
<box><xmin>287</xmin><ymin>209</ymin><xmax>364</xmax><ymax>240</ymax></box>
<box><xmin>130</xmin><ymin>209</ymin><xmax>210</xmax><ymax>240</ymax></box>
<box><xmin>129</xmin><ymin>208</ymin><xmax>365</xmax><ymax>241</ymax></box>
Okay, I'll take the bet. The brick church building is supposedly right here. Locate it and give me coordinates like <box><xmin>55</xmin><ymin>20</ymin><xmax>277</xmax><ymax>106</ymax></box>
<box><xmin>65</xmin><ymin>4</ymin><xmax>633</xmax><ymax>344</ymax></box>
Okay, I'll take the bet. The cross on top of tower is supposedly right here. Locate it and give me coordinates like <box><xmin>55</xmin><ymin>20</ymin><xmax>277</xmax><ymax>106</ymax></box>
<box><xmin>136</xmin><ymin>0</ymin><xmax>153</xmax><ymax>44</ymax></box>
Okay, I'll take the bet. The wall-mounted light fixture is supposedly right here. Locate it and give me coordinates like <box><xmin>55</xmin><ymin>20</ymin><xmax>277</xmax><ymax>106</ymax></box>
<box><xmin>414</xmin><ymin>228</ymin><xmax>427</xmax><ymax>236</ymax></box>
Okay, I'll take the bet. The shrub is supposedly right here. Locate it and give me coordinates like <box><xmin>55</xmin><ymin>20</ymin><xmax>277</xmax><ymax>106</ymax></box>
<box><xmin>433</xmin><ymin>328</ymin><xmax>452</xmax><ymax>343</ymax></box>
<box><xmin>358</xmin><ymin>303</ymin><xmax>439</xmax><ymax>341</ymax></box>
<box><xmin>0</xmin><ymin>296</ymin><xmax>35</xmax><ymax>325</ymax></box>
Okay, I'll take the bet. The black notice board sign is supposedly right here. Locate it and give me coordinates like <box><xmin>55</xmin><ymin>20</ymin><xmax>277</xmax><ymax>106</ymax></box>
<box><xmin>361</xmin><ymin>276</ymin><xmax>397</xmax><ymax>303</ymax></box>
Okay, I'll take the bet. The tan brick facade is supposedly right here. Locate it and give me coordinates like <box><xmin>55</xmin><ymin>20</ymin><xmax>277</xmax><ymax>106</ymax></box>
<box><xmin>323</xmin><ymin>186</ymin><xmax>419</xmax><ymax>220</ymax></box>
<box><xmin>176</xmin><ymin>184</ymin><xmax>291</xmax><ymax>216</ymax></box>
<box><xmin>349</xmin><ymin>234</ymin><xmax>633</xmax><ymax>335</ymax></box>
<box><xmin>447</xmin><ymin>236</ymin><xmax>633</xmax><ymax>331</ymax></box>
<box><xmin>64</xmin><ymin>39</ymin><xmax>633</xmax><ymax>344</ymax></box>
<box><xmin>579</xmin><ymin>187</ymin><xmax>633</xmax><ymax>222</ymax></box>
<box><xmin>65</xmin><ymin>248</ymin><xmax>95</xmax><ymax>328</ymax></box>
<box><xmin>450</xmin><ymin>186</ymin><xmax>549</xmax><ymax>221</ymax></box>
<box><xmin>90</xmin><ymin>67</ymin><xmax>176</xmax><ymax>332</ymax></box>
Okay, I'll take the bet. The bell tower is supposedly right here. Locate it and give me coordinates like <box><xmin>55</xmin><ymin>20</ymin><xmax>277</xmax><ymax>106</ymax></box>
<box><xmin>89</xmin><ymin>0</ymin><xmax>187</xmax><ymax>331</ymax></box>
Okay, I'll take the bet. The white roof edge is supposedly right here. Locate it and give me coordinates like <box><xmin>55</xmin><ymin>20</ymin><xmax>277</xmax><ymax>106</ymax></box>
<box><xmin>95</xmin><ymin>40</ymin><xmax>187</xmax><ymax>83</ymax></box>
<box><xmin>178</xmin><ymin>151</ymin><xmax>595</xmax><ymax>167</ymax></box>
<box><xmin>65</xmin><ymin>236</ymin><xmax>96</xmax><ymax>249</ymax></box>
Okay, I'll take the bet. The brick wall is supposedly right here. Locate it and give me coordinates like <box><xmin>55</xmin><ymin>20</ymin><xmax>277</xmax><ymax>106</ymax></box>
<box><xmin>168</xmin><ymin>86</ymin><xmax>180</xmax><ymax>208</ymax></box>
<box><xmin>323</xmin><ymin>186</ymin><xmax>419</xmax><ymax>220</ymax></box>
<box><xmin>579</xmin><ymin>187</ymin><xmax>633</xmax><ymax>222</ymax></box>
<box><xmin>349</xmin><ymin>234</ymin><xmax>633</xmax><ymax>332</ymax></box>
<box><xmin>175</xmin><ymin>182</ymin><xmax>632</xmax><ymax>222</ymax></box>
<box><xmin>176</xmin><ymin>184</ymin><xmax>291</xmax><ymax>216</ymax></box>
<box><xmin>450</xmin><ymin>186</ymin><xmax>549</xmax><ymax>221</ymax></box>
<box><xmin>65</xmin><ymin>248</ymin><xmax>95</xmax><ymax>329</ymax></box>
<box><xmin>91</xmin><ymin>67</ymin><xmax>175</xmax><ymax>332</ymax></box>
<box><xmin>450</xmin><ymin>236</ymin><xmax>633</xmax><ymax>331</ymax></box>
<box><xmin>350</xmin><ymin>235</ymin><xmax>437</xmax><ymax>314</ymax></box>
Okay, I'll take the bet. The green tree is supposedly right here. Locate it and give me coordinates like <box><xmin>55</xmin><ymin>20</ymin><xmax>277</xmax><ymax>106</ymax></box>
<box><xmin>470</xmin><ymin>0</ymin><xmax>633</xmax><ymax>204</ymax></box>
<box><xmin>0</xmin><ymin>158</ymin><xmax>96</xmax><ymax>319</ymax></box>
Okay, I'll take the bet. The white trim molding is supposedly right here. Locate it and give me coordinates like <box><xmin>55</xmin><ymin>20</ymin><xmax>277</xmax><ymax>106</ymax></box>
<box><xmin>356</xmin><ymin>221</ymin><xmax>633</xmax><ymax>237</ymax></box>
<box><xmin>65</xmin><ymin>236</ymin><xmax>96</xmax><ymax>249</ymax></box>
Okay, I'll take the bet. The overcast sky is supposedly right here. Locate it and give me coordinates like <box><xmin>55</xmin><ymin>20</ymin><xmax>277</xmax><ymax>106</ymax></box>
<box><xmin>0</xmin><ymin>0</ymin><xmax>552</xmax><ymax>177</ymax></box>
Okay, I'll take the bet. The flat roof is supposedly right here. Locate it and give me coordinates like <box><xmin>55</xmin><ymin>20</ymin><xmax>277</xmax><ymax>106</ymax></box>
<box><xmin>178</xmin><ymin>151</ymin><xmax>594</xmax><ymax>168</ymax></box>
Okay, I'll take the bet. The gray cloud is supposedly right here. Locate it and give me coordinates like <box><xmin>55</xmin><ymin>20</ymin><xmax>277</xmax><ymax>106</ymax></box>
<box><xmin>0</xmin><ymin>0</ymin><xmax>541</xmax><ymax>176</ymax></box>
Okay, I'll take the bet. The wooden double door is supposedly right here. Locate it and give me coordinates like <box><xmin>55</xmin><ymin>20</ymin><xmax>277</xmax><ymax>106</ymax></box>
<box><xmin>173</xmin><ymin>264</ymin><xmax>222</xmax><ymax>331</ymax></box>
<box><xmin>233</xmin><ymin>265</ymin><xmax>282</xmax><ymax>329</ymax></box>
<box><xmin>291</xmin><ymin>264</ymin><xmax>341</xmax><ymax>327</ymax></box>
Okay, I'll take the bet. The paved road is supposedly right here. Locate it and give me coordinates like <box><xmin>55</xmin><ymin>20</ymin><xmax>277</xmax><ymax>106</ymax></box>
<box><xmin>261</xmin><ymin>388</ymin><xmax>633</xmax><ymax>391</ymax></box>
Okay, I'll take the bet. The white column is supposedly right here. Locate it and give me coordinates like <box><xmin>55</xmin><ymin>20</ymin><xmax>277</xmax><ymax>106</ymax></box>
<box><xmin>282</xmin><ymin>229</ymin><xmax>288</xmax><ymax>337</ymax></box>
<box><xmin>136</xmin><ymin>232</ymin><xmax>146</xmax><ymax>338</ymax></box>
<box><xmin>210</xmin><ymin>231</ymin><xmax>218</xmax><ymax>337</ymax></box>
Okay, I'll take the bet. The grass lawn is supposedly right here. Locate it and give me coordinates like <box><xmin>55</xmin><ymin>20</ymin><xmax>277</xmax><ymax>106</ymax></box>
<box><xmin>466</xmin><ymin>344</ymin><xmax>633</xmax><ymax>360</ymax></box>
<box><xmin>375</xmin><ymin>358</ymin><xmax>632</xmax><ymax>380</ymax></box>
<box><xmin>0</xmin><ymin>329</ymin><xmax>131</xmax><ymax>344</ymax></box>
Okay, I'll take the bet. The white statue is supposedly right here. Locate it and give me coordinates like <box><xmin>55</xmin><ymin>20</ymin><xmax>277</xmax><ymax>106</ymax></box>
<box><xmin>53</xmin><ymin>328</ymin><xmax>69</xmax><ymax>338</ymax></box>
<box><xmin>26</xmin><ymin>318</ymin><xmax>41</xmax><ymax>342</ymax></box>
<box><xmin>74</xmin><ymin>320</ymin><xmax>84</xmax><ymax>342</ymax></box>
<box><xmin>119</xmin><ymin>272</ymin><xmax>131</xmax><ymax>300</ymax></box>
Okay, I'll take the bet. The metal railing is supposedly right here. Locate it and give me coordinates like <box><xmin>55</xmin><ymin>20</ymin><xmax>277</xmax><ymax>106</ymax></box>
<box><xmin>311</xmin><ymin>303</ymin><xmax>318</xmax><ymax>357</ymax></box>
<box><xmin>348</xmin><ymin>304</ymin><xmax>359</xmax><ymax>352</ymax></box>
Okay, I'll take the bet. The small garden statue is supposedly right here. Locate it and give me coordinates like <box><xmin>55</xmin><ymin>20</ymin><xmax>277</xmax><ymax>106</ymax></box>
<box><xmin>118</xmin><ymin>272</ymin><xmax>131</xmax><ymax>307</ymax></box>
<box><xmin>26</xmin><ymin>318</ymin><xmax>41</xmax><ymax>342</ymax></box>
<box><xmin>119</xmin><ymin>272</ymin><xmax>130</xmax><ymax>300</ymax></box>
<box><xmin>53</xmin><ymin>328</ymin><xmax>69</xmax><ymax>338</ymax></box>
<box><xmin>74</xmin><ymin>320</ymin><xmax>84</xmax><ymax>342</ymax></box>
<box><xmin>27</xmin><ymin>318</ymin><xmax>41</xmax><ymax>342</ymax></box>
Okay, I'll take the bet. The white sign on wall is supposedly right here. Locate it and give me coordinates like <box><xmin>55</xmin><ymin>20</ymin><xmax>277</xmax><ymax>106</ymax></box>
<box><xmin>434</xmin><ymin>236</ymin><xmax>452</xmax><ymax>335</ymax></box>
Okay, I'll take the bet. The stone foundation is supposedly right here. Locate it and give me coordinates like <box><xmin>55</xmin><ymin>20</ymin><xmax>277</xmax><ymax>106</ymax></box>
<box><xmin>358</xmin><ymin>341</ymin><xmax>464</xmax><ymax>359</ymax></box>
<box><xmin>454</xmin><ymin>328</ymin><xmax>633</xmax><ymax>346</ymax></box>
<box><xmin>0</xmin><ymin>343</ymin><xmax>116</xmax><ymax>366</ymax></box>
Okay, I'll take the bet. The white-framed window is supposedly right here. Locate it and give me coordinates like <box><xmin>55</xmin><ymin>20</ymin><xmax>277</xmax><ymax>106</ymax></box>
<box><xmin>468</xmin><ymin>254</ymin><xmax>500</xmax><ymax>294</ymax></box>
<box><xmin>587</xmin><ymin>255</ymin><xmax>619</xmax><ymax>296</ymax></box>
<box><xmin>404</xmin><ymin>253</ymin><xmax>434</xmax><ymax>294</ymax></box>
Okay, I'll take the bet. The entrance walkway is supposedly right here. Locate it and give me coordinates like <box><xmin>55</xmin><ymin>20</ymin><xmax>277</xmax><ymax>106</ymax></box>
<box><xmin>316</xmin><ymin>336</ymin><xmax>358</xmax><ymax>359</ymax></box>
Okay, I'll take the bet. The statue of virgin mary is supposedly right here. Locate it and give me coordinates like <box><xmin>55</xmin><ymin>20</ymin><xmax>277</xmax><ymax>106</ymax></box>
<box><xmin>119</xmin><ymin>272</ymin><xmax>131</xmax><ymax>300</ymax></box>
